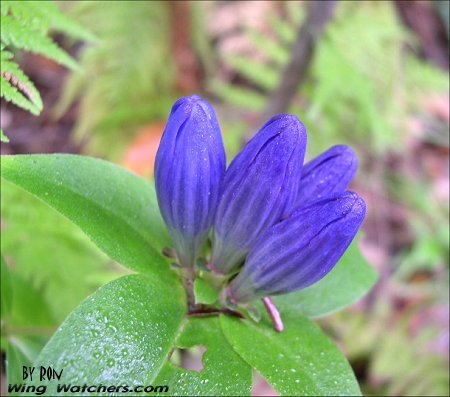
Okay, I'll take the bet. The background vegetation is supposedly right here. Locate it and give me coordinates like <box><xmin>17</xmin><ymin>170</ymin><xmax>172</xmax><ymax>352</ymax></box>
<box><xmin>1</xmin><ymin>1</ymin><xmax>448</xmax><ymax>395</ymax></box>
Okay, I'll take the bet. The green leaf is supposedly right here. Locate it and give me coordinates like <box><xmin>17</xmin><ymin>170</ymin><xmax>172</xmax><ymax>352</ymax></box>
<box><xmin>0</xmin><ymin>154</ymin><xmax>172</xmax><ymax>278</ymax></box>
<box><xmin>154</xmin><ymin>317</ymin><xmax>252</xmax><ymax>396</ymax></box>
<box><xmin>1</xmin><ymin>255</ymin><xmax>12</xmax><ymax>318</ymax></box>
<box><xmin>30</xmin><ymin>274</ymin><xmax>186</xmax><ymax>394</ymax></box>
<box><xmin>220</xmin><ymin>312</ymin><xmax>361</xmax><ymax>396</ymax></box>
<box><xmin>194</xmin><ymin>277</ymin><xmax>219</xmax><ymax>305</ymax></box>
<box><xmin>6</xmin><ymin>341</ymin><xmax>30</xmax><ymax>384</ymax></box>
<box><xmin>273</xmin><ymin>240</ymin><xmax>378</xmax><ymax>318</ymax></box>
<box><xmin>6</xmin><ymin>335</ymin><xmax>48</xmax><ymax>384</ymax></box>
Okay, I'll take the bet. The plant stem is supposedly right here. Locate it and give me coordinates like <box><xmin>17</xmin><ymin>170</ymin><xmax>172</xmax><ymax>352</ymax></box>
<box><xmin>262</xmin><ymin>297</ymin><xmax>284</xmax><ymax>333</ymax></box>
<box><xmin>188</xmin><ymin>308</ymin><xmax>244</xmax><ymax>318</ymax></box>
<box><xmin>183</xmin><ymin>266</ymin><xmax>196</xmax><ymax>311</ymax></box>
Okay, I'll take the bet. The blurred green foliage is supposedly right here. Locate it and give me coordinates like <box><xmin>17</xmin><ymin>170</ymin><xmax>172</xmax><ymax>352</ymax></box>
<box><xmin>210</xmin><ymin>1</ymin><xmax>448</xmax><ymax>156</ymax></box>
<box><xmin>1</xmin><ymin>181</ymin><xmax>122</xmax><ymax>322</ymax></box>
<box><xmin>329</xmin><ymin>279</ymin><xmax>449</xmax><ymax>397</ymax></box>
<box><xmin>395</xmin><ymin>182</ymin><xmax>449</xmax><ymax>278</ymax></box>
<box><xmin>54</xmin><ymin>1</ymin><xmax>177</xmax><ymax>159</ymax></box>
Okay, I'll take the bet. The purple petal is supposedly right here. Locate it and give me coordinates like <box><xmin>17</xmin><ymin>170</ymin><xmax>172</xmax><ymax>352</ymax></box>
<box><xmin>211</xmin><ymin>114</ymin><xmax>307</xmax><ymax>274</ymax></box>
<box><xmin>296</xmin><ymin>145</ymin><xmax>358</xmax><ymax>207</ymax></box>
<box><xmin>227</xmin><ymin>191</ymin><xmax>366</xmax><ymax>303</ymax></box>
<box><xmin>155</xmin><ymin>95</ymin><xmax>226</xmax><ymax>266</ymax></box>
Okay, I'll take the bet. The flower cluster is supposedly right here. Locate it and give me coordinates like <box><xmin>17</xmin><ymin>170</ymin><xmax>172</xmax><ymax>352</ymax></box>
<box><xmin>155</xmin><ymin>95</ymin><xmax>366</xmax><ymax>306</ymax></box>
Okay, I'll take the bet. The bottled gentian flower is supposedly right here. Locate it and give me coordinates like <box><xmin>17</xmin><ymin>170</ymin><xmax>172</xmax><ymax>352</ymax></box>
<box><xmin>210</xmin><ymin>114</ymin><xmax>307</xmax><ymax>275</ymax></box>
<box><xmin>295</xmin><ymin>145</ymin><xmax>358</xmax><ymax>207</ymax></box>
<box><xmin>226</xmin><ymin>191</ymin><xmax>366</xmax><ymax>303</ymax></box>
<box><xmin>155</xmin><ymin>95</ymin><xmax>226</xmax><ymax>267</ymax></box>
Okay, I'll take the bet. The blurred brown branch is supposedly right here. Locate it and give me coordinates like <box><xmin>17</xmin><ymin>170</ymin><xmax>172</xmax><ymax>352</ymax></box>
<box><xmin>169</xmin><ymin>1</ymin><xmax>200</xmax><ymax>94</ymax></box>
<box><xmin>394</xmin><ymin>0</ymin><xmax>449</xmax><ymax>71</ymax></box>
<box><xmin>255</xmin><ymin>0</ymin><xmax>338</xmax><ymax>130</ymax></box>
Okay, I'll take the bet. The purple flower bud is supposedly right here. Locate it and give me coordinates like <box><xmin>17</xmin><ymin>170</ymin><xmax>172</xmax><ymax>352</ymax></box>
<box><xmin>227</xmin><ymin>191</ymin><xmax>366</xmax><ymax>303</ymax></box>
<box><xmin>296</xmin><ymin>145</ymin><xmax>358</xmax><ymax>207</ymax></box>
<box><xmin>211</xmin><ymin>114</ymin><xmax>307</xmax><ymax>274</ymax></box>
<box><xmin>155</xmin><ymin>95</ymin><xmax>226</xmax><ymax>267</ymax></box>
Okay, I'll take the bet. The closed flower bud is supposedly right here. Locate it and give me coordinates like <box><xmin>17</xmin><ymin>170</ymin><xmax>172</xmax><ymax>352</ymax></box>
<box><xmin>227</xmin><ymin>191</ymin><xmax>366</xmax><ymax>303</ymax></box>
<box><xmin>296</xmin><ymin>145</ymin><xmax>358</xmax><ymax>207</ymax></box>
<box><xmin>155</xmin><ymin>95</ymin><xmax>226</xmax><ymax>267</ymax></box>
<box><xmin>211</xmin><ymin>114</ymin><xmax>307</xmax><ymax>274</ymax></box>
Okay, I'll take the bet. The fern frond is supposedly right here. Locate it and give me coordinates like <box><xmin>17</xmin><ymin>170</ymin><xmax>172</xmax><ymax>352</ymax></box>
<box><xmin>246</xmin><ymin>29</ymin><xmax>289</xmax><ymax>66</ymax></box>
<box><xmin>1</xmin><ymin>14</ymin><xmax>78</xmax><ymax>70</ymax></box>
<box><xmin>1</xmin><ymin>73</ymin><xmax>37</xmax><ymax>115</ymax></box>
<box><xmin>27</xmin><ymin>1</ymin><xmax>97</xmax><ymax>43</ymax></box>
<box><xmin>1</xmin><ymin>48</ymin><xmax>43</xmax><ymax>114</ymax></box>
<box><xmin>1</xmin><ymin>1</ymin><xmax>95</xmax><ymax>43</ymax></box>
<box><xmin>0</xmin><ymin>0</ymin><xmax>93</xmax><ymax>133</ymax></box>
<box><xmin>224</xmin><ymin>55</ymin><xmax>280</xmax><ymax>91</ymax></box>
<box><xmin>267</xmin><ymin>15</ymin><xmax>297</xmax><ymax>44</ymax></box>
<box><xmin>208</xmin><ymin>80</ymin><xmax>265</xmax><ymax>112</ymax></box>
<box><xmin>1</xmin><ymin>0</ymin><xmax>50</xmax><ymax>31</ymax></box>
